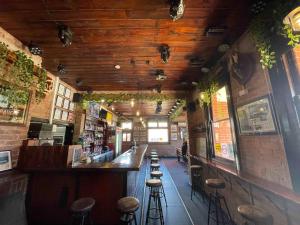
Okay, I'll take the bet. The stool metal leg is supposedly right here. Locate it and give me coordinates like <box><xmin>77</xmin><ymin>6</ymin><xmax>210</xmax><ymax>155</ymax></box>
<box><xmin>208</xmin><ymin>193</ymin><xmax>212</xmax><ymax>225</ymax></box>
<box><xmin>215</xmin><ymin>193</ymin><xmax>219</xmax><ymax>225</ymax></box>
<box><xmin>161</xmin><ymin>184</ymin><xmax>167</xmax><ymax>207</ymax></box>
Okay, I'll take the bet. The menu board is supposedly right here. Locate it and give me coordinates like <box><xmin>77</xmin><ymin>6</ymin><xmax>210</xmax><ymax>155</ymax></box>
<box><xmin>237</xmin><ymin>97</ymin><xmax>276</xmax><ymax>134</ymax></box>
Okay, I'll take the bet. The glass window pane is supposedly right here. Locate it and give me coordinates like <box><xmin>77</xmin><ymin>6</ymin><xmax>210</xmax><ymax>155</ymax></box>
<box><xmin>148</xmin><ymin>129</ymin><xmax>168</xmax><ymax>142</ymax></box>
<box><xmin>158</xmin><ymin>121</ymin><xmax>168</xmax><ymax>127</ymax></box>
<box><xmin>212</xmin><ymin>86</ymin><xmax>229</xmax><ymax>121</ymax></box>
<box><xmin>127</xmin><ymin>133</ymin><xmax>131</xmax><ymax>142</ymax></box>
<box><xmin>122</xmin><ymin>133</ymin><xmax>127</xmax><ymax>142</ymax></box>
<box><xmin>121</xmin><ymin>122</ymin><xmax>132</xmax><ymax>130</ymax></box>
<box><xmin>148</xmin><ymin>121</ymin><xmax>158</xmax><ymax>128</ymax></box>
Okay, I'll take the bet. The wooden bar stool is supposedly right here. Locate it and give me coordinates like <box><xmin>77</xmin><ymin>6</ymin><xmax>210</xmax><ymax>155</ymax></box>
<box><xmin>151</xmin><ymin>157</ymin><xmax>159</xmax><ymax>164</ymax></box>
<box><xmin>117</xmin><ymin>196</ymin><xmax>139</xmax><ymax>225</ymax></box>
<box><xmin>206</xmin><ymin>179</ymin><xmax>232</xmax><ymax>225</ymax></box>
<box><xmin>145</xmin><ymin>179</ymin><xmax>164</xmax><ymax>225</ymax></box>
<box><xmin>237</xmin><ymin>205</ymin><xmax>273</xmax><ymax>225</ymax></box>
<box><xmin>70</xmin><ymin>197</ymin><xmax>95</xmax><ymax>225</ymax></box>
<box><xmin>190</xmin><ymin>165</ymin><xmax>204</xmax><ymax>200</ymax></box>
<box><xmin>150</xmin><ymin>171</ymin><xmax>167</xmax><ymax>206</ymax></box>
<box><xmin>150</xmin><ymin>163</ymin><xmax>160</xmax><ymax>171</ymax></box>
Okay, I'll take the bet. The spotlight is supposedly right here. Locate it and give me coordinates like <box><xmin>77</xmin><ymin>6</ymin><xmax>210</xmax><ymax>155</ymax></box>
<box><xmin>131</xmin><ymin>99</ymin><xmax>135</xmax><ymax>107</ymax></box>
<box><xmin>155</xmin><ymin>69</ymin><xmax>167</xmax><ymax>81</ymax></box>
<box><xmin>136</xmin><ymin>111</ymin><xmax>140</xmax><ymax>116</ymax></box>
<box><xmin>57</xmin><ymin>64</ymin><xmax>66</xmax><ymax>75</ymax></box>
<box><xmin>28</xmin><ymin>42</ymin><xmax>43</xmax><ymax>56</ymax></box>
<box><xmin>169</xmin><ymin>0</ymin><xmax>185</xmax><ymax>21</ymax></box>
<box><xmin>159</xmin><ymin>44</ymin><xmax>170</xmax><ymax>63</ymax></box>
<box><xmin>58</xmin><ymin>24</ymin><xmax>73</xmax><ymax>47</ymax></box>
<box><xmin>75</xmin><ymin>79</ymin><xmax>83</xmax><ymax>87</ymax></box>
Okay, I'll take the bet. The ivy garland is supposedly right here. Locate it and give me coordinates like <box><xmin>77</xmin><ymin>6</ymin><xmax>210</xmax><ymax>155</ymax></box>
<box><xmin>82</xmin><ymin>93</ymin><xmax>184</xmax><ymax>104</ymax></box>
<box><xmin>249</xmin><ymin>0</ymin><xmax>300</xmax><ymax>69</ymax></box>
<box><xmin>0</xmin><ymin>42</ymin><xmax>47</xmax><ymax>106</ymax></box>
<box><xmin>197</xmin><ymin>81</ymin><xmax>218</xmax><ymax>106</ymax></box>
<box><xmin>170</xmin><ymin>100</ymin><xmax>186</xmax><ymax>120</ymax></box>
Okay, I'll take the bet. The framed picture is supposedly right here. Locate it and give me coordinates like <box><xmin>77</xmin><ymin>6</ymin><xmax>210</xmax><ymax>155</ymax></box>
<box><xmin>171</xmin><ymin>124</ymin><xmax>177</xmax><ymax>132</ymax></box>
<box><xmin>56</xmin><ymin>96</ymin><xmax>63</xmax><ymax>107</ymax></box>
<box><xmin>61</xmin><ymin>111</ymin><xmax>68</xmax><ymax>121</ymax></box>
<box><xmin>65</xmin><ymin>88</ymin><xmax>71</xmax><ymax>98</ymax></box>
<box><xmin>171</xmin><ymin>132</ymin><xmax>177</xmax><ymax>141</ymax></box>
<box><xmin>236</xmin><ymin>96</ymin><xmax>277</xmax><ymax>134</ymax></box>
<box><xmin>54</xmin><ymin>108</ymin><xmax>62</xmax><ymax>120</ymax></box>
<box><xmin>63</xmin><ymin>99</ymin><xmax>70</xmax><ymax>109</ymax></box>
<box><xmin>0</xmin><ymin>151</ymin><xmax>12</xmax><ymax>172</ymax></box>
<box><xmin>58</xmin><ymin>84</ymin><xmax>65</xmax><ymax>96</ymax></box>
<box><xmin>69</xmin><ymin>102</ymin><xmax>75</xmax><ymax>111</ymax></box>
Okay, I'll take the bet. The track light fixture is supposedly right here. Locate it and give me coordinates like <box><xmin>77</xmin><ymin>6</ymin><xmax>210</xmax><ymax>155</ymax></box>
<box><xmin>155</xmin><ymin>69</ymin><xmax>167</xmax><ymax>81</ymax></box>
<box><xmin>159</xmin><ymin>44</ymin><xmax>170</xmax><ymax>63</ymax></box>
<box><xmin>57</xmin><ymin>64</ymin><xmax>66</xmax><ymax>75</ymax></box>
<box><xmin>58</xmin><ymin>24</ymin><xmax>73</xmax><ymax>47</ymax></box>
<box><xmin>169</xmin><ymin>0</ymin><xmax>185</xmax><ymax>21</ymax></box>
<box><xmin>28</xmin><ymin>42</ymin><xmax>43</xmax><ymax>56</ymax></box>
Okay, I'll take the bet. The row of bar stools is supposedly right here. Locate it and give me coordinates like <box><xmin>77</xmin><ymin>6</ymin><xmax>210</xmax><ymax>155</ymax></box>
<box><xmin>151</xmin><ymin>171</ymin><xmax>167</xmax><ymax>206</ymax></box>
<box><xmin>206</xmin><ymin>179</ymin><xmax>232</xmax><ymax>225</ymax></box>
<box><xmin>237</xmin><ymin>205</ymin><xmax>273</xmax><ymax>225</ymax></box>
<box><xmin>150</xmin><ymin>163</ymin><xmax>160</xmax><ymax>171</ymax></box>
<box><xmin>151</xmin><ymin>157</ymin><xmax>159</xmax><ymax>164</ymax></box>
<box><xmin>190</xmin><ymin>165</ymin><xmax>204</xmax><ymax>201</ymax></box>
<box><xmin>117</xmin><ymin>196</ymin><xmax>140</xmax><ymax>225</ymax></box>
<box><xmin>145</xmin><ymin>179</ymin><xmax>164</xmax><ymax>225</ymax></box>
<box><xmin>70</xmin><ymin>197</ymin><xmax>95</xmax><ymax>225</ymax></box>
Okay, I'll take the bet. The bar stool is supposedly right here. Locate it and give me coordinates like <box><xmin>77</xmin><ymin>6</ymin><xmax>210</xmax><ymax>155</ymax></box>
<box><xmin>150</xmin><ymin>163</ymin><xmax>160</xmax><ymax>171</ymax></box>
<box><xmin>150</xmin><ymin>171</ymin><xmax>167</xmax><ymax>206</ymax></box>
<box><xmin>145</xmin><ymin>179</ymin><xmax>164</xmax><ymax>225</ymax></box>
<box><xmin>151</xmin><ymin>153</ymin><xmax>158</xmax><ymax>157</ymax></box>
<box><xmin>117</xmin><ymin>196</ymin><xmax>139</xmax><ymax>225</ymax></box>
<box><xmin>237</xmin><ymin>205</ymin><xmax>273</xmax><ymax>225</ymax></box>
<box><xmin>190</xmin><ymin>165</ymin><xmax>204</xmax><ymax>200</ymax></box>
<box><xmin>151</xmin><ymin>157</ymin><xmax>159</xmax><ymax>164</ymax></box>
<box><xmin>206</xmin><ymin>179</ymin><xmax>232</xmax><ymax>225</ymax></box>
<box><xmin>70</xmin><ymin>197</ymin><xmax>95</xmax><ymax>225</ymax></box>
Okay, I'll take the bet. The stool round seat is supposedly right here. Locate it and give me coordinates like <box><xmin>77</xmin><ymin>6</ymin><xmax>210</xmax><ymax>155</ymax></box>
<box><xmin>146</xmin><ymin>179</ymin><xmax>162</xmax><ymax>187</ymax></box>
<box><xmin>151</xmin><ymin>163</ymin><xmax>160</xmax><ymax>168</ymax></box>
<box><xmin>71</xmin><ymin>197</ymin><xmax>95</xmax><ymax>213</ymax></box>
<box><xmin>190</xmin><ymin>165</ymin><xmax>202</xmax><ymax>170</ymax></box>
<box><xmin>151</xmin><ymin>157</ymin><xmax>159</xmax><ymax>162</ymax></box>
<box><xmin>151</xmin><ymin>153</ymin><xmax>158</xmax><ymax>156</ymax></box>
<box><xmin>205</xmin><ymin>178</ymin><xmax>225</xmax><ymax>189</ymax></box>
<box><xmin>151</xmin><ymin>171</ymin><xmax>163</xmax><ymax>178</ymax></box>
<box><xmin>238</xmin><ymin>205</ymin><xmax>273</xmax><ymax>225</ymax></box>
<box><xmin>117</xmin><ymin>197</ymin><xmax>139</xmax><ymax>213</ymax></box>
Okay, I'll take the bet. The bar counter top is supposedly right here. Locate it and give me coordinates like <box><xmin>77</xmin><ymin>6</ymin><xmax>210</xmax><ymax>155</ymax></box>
<box><xmin>72</xmin><ymin>144</ymin><xmax>148</xmax><ymax>172</ymax></box>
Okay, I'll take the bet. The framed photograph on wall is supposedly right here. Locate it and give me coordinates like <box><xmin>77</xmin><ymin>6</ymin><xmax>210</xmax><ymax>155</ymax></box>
<box><xmin>58</xmin><ymin>84</ymin><xmax>65</xmax><ymax>96</ymax></box>
<box><xmin>236</xmin><ymin>96</ymin><xmax>277</xmax><ymax>134</ymax></box>
<box><xmin>0</xmin><ymin>151</ymin><xmax>12</xmax><ymax>172</ymax></box>
<box><xmin>171</xmin><ymin>124</ymin><xmax>177</xmax><ymax>132</ymax></box>
<box><xmin>171</xmin><ymin>132</ymin><xmax>177</xmax><ymax>141</ymax></box>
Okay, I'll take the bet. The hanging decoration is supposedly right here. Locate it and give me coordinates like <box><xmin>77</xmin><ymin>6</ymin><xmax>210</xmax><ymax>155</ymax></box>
<box><xmin>249</xmin><ymin>1</ymin><xmax>300</xmax><ymax>69</ymax></box>
<box><xmin>155</xmin><ymin>100</ymin><xmax>162</xmax><ymax>114</ymax></box>
<box><xmin>0</xmin><ymin>42</ymin><xmax>48</xmax><ymax>105</ymax></box>
<box><xmin>169</xmin><ymin>100</ymin><xmax>186</xmax><ymax>120</ymax></box>
<box><xmin>169</xmin><ymin>0</ymin><xmax>185</xmax><ymax>21</ymax></box>
<box><xmin>159</xmin><ymin>44</ymin><xmax>170</xmax><ymax>63</ymax></box>
<box><xmin>197</xmin><ymin>81</ymin><xmax>218</xmax><ymax>106</ymax></box>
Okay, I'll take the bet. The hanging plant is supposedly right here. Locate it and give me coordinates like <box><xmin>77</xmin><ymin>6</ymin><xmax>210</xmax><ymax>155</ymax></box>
<box><xmin>197</xmin><ymin>81</ymin><xmax>218</xmax><ymax>106</ymax></box>
<box><xmin>249</xmin><ymin>0</ymin><xmax>300</xmax><ymax>69</ymax></box>
<box><xmin>0</xmin><ymin>42</ymin><xmax>48</xmax><ymax>105</ymax></box>
<box><xmin>170</xmin><ymin>100</ymin><xmax>186</xmax><ymax>120</ymax></box>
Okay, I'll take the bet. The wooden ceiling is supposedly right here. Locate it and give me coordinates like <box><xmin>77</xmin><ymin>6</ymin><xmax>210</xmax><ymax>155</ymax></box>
<box><xmin>0</xmin><ymin>0</ymin><xmax>251</xmax><ymax>92</ymax></box>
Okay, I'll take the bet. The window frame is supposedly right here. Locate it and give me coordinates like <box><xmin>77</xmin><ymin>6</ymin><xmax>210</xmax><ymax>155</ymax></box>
<box><xmin>147</xmin><ymin>119</ymin><xmax>170</xmax><ymax>144</ymax></box>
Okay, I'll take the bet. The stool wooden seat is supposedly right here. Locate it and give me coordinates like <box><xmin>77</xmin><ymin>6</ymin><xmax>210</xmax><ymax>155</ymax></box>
<box><xmin>190</xmin><ymin>165</ymin><xmax>202</xmax><ymax>170</ymax></box>
<box><xmin>206</xmin><ymin>178</ymin><xmax>225</xmax><ymax>189</ymax></box>
<box><xmin>151</xmin><ymin>171</ymin><xmax>163</xmax><ymax>178</ymax></box>
<box><xmin>151</xmin><ymin>158</ymin><xmax>159</xmax><ymax>163</ymax></box>
<box><xmin>70</xmin><ymin>197</ymin><xmax>95</xmax><ymax>225</ymax></box>
<box><xmin>238</xmin><ymin>205</ymin><xmax>273</xmax><ymax>225</ymax></box>
<box><xmin>150</xmin><ymin>163</ymin><xmax>160</xmax><ymax>171</ymax></box>
<box><xmin>118</xmin><ymin>197</ymin><xmax>139</xmax><ymax>225</ymax></box>
<box><xmin>71</xmin><ymin>197</ymin><xmax>95</xmax><ymax>213</ymax></box>
<box><xmin>146</xmin><ymin>179</ymin><xmax>162</xmax><ymax>187</ymax></box>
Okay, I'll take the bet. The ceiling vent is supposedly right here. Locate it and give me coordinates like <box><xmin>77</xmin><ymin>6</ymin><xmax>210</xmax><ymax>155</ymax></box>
<box><xmin>205</xmin><ymin>26</ymin><xmax>227</xmax><ymax>37</ymax></box>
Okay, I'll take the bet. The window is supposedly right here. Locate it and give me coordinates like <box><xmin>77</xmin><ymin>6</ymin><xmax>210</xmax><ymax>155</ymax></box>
<box><xmin>121</xmin><ymin>121</ymin><xmax>132</xmax><ymax>130</ymax></box>
<box><xmin>211</xmin><ymin>86</ymin><xmax>235</xmax><ymax>161</ymax></box>
<box><xmin>147</xmin><ymin>120</ymin><xmax>169</xmax><ymax>143</ymax></box>
<box><xmin>122</xmin><ymin>132</ymin><xmax>131</xmax><ymax>142</ymax></box>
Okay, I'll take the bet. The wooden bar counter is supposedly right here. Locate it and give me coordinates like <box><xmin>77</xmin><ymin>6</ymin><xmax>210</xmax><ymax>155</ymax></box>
<box><xmin>19</xmin><ymin>144</ymin><xmax>148</xmax><ymax>225</ymax></box>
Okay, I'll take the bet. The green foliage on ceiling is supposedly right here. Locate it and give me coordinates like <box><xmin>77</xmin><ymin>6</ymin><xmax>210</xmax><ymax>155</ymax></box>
<box><xmin>169</xmin><ymin>100</ymin><xmax>186</xmax><ymax>120</ymax></box>
<box><xmin>197</xmin><ymin>81</ymin><xmax>218</xmax><ymax>106</ymax></box>
<box><xmin>82</xmin><ymin>93</ymin><xmax>184</xmax><ymax>104</ymax></box>
<box><xmin>0</xmin><ymin>42</ymin><xmax>47</xmax><ymax>106</ymax></box>
<box><xmin>249</xmin><ymin>1</ymin><xmax>300</xmax><ymax>69</ymax></box>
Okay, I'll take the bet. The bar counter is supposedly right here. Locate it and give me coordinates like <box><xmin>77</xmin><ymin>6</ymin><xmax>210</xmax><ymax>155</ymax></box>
<box><xmin>21</xmin><ymin>144</ymin><xmax>148</xmax><ymax>225</ymax></box>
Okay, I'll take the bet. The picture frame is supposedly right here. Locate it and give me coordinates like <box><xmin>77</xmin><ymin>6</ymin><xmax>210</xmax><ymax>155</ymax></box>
<box><xmin>56</xmin><ymin>96</ymin><xmax>63</xmax><ymax>107</ymax></box>
<box><xmin>171</xmin><ymin>124</ymin><xmax>177</xmax><ymax>132</ymax></box>
<box><xmin>0</xmin><ymin>151</ymin><xmax>12</xmax><ymax>172</ymax></box>
<box><xmin>236</xmin><ymin>96</ymin><xmax>277</xmax><ymax>135</ymax></box>
<box><xmin>65</xmin><ymin>88</ymin><xmax>71</xmax><ymax>98</ymax></box>
<box><xmin>63</xmin><ymin>99</ymin><xmax>70</xmax><ymax>109</ymax></box>
<box><xmin>58</xmin><ymin>84</ymin><xmax>65</xmax><ymax>96</ymax></box>
<box><xmin>61</xmin><ymin>111</ymin><xmax>68</xmax><ymax>121</ymax></box>
<box><xmin>171</xmin><ymin>132</ymin><xmax>177</xmax><ymax>141</ymax></box>
<box><xmin>54</xmin><ymin>108</ymin><xmax>62</xmax><ymax>120</ymax></box>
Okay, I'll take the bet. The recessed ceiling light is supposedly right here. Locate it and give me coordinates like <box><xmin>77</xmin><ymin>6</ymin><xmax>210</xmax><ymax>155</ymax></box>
<box><xmin>201</xmin><ymin>67</ymin><xmax>210</xmax><ymax>73</ymax></box>
<box><xmin>115</xmin><ymin>64</ymin><xmax>121</xmax><ymax>70</ymax></box>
